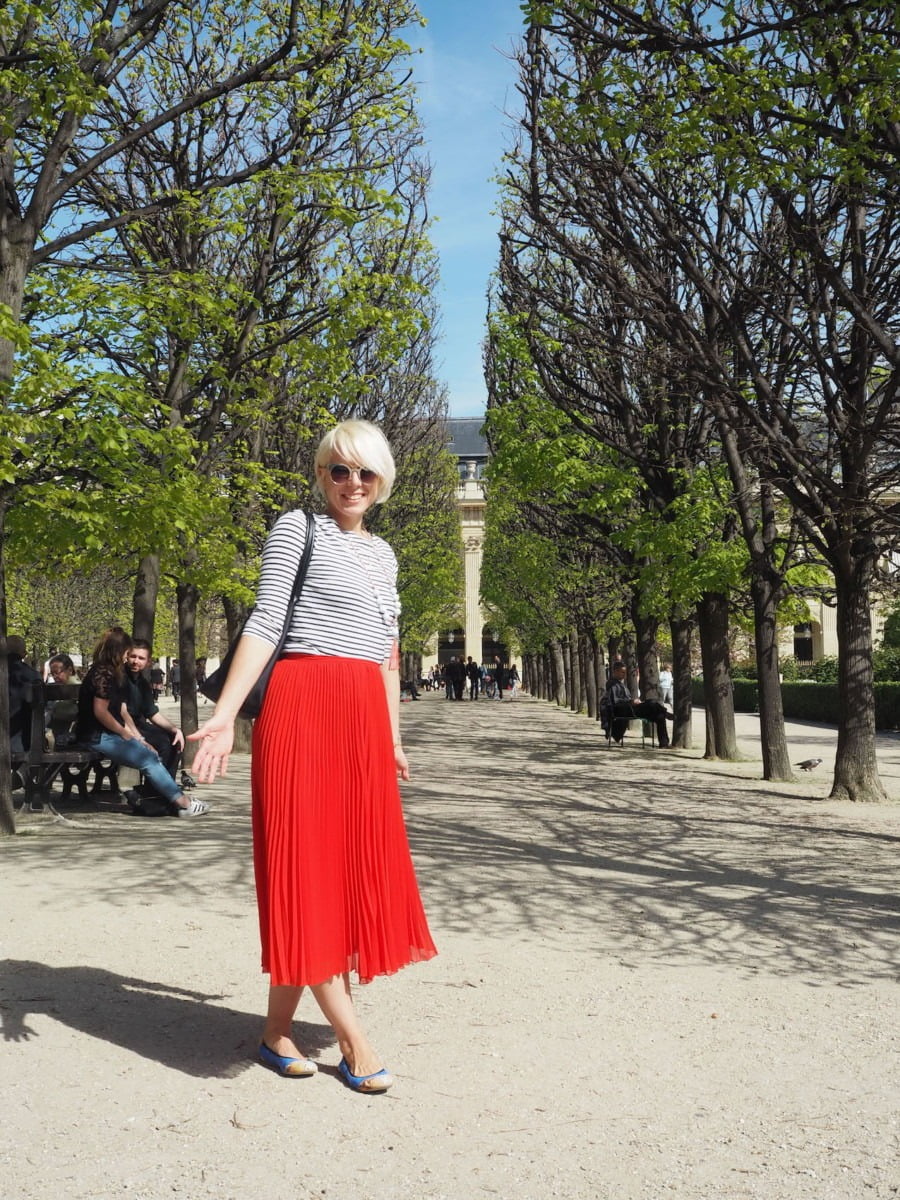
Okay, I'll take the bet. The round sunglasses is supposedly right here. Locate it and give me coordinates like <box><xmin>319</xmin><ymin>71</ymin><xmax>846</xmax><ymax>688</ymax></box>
<box><xmin>326</xmin><ymin>463</ymin><xmax>378</xmax><ymax>484</ymax></box>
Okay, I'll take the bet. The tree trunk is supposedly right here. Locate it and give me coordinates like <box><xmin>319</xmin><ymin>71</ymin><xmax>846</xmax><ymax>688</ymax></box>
<box><xmin>697</xmin><ymin>591</ymin><xmax>738</xmax><ymax>759</ymax></box>
<box><xmin>581</xmin><ymin>631</ymin><xmax>598</xmax><ymax>719</ymax></box>
<box><xmin>549</xmin><ymin>638</ymin><xmax>566</xmax><ymax>706</ymax></box>
<box><xmin>751</xmin><ymin>570</ymin><xmax>793</xmax><ymax>781</ymax></box>
<box><xmin>719</xmin><ymin>430</ymin><xmax>792</xmax><ymax>778</ymax></box>
<box><xmin>132</xmin><ymin>553</ymin><xmax>161</xmax><ymax>645</ymax></box>
<box><xmin>569</xmin><ymin>631</ymin><xmax>582</xmax><ymax>712</ymax></box>
<box><xmin>177</xmin><ymin>581</ymin><xmax>200</xmax><ymax>752</ymax></box>
<box><xmin>592</xmin><ymin>633</ymin><xmax>605</xmax><ymax>722</ymax></box>
<box><xmin>0</xmin><ymin>635</ymin><xmax>14</xmax><ymax>836</ymax></box>
<box><xmin>221</xmin><ymin>595</ymin><xmax>252</xmax><ymax>754</ymax></box>
<box><xmin>0</xmin><ymin>245</ymin><xmax>30</xmax><ymax>835</ymax></box>
<box><xmin>0</xmin><ymin>502</ymin><xmax>16</xmax><ymax>834</ymax></box>
<box><xmin>633</xmin><ymin>609</ymin><xmax>659</xmax><ymax>701</ymax></box>
<box><xmin>830</xmin><ymin>567</ymin><xmax>886</xmax><ymax>802</ymax></box>
<box><xmin>669</xmin><ymin>614</ymin><xmax>693</xmax><ymax>750</ymax></box>
<box><xmin>564</xmin><ymin>638</ymin><xmax>578</xmax><ymax>710</ymax></box>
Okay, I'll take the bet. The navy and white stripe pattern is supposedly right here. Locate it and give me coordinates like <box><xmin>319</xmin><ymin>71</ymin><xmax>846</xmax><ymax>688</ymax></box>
<box><xmin>243</xmin><ymin>510</ymin><xmax>400</xmax><ymax>663</ymax></box>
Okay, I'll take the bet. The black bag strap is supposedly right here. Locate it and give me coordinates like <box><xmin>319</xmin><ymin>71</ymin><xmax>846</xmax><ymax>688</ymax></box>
<box><xmin>289</xmin><ymin>510</ymin><xmax>316</xmax><ymax>601</ymax></box>
<box><xmin>279</xmin><ymin>510</ymin><xmax>316</xmax><ymax>634</ymax></box>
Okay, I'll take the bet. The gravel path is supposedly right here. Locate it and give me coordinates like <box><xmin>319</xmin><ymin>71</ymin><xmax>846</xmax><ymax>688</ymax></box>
<box><xmin>2</xmin><ymin>692</ymin><xmax>898</xmax><ymax>1200</ymax></box>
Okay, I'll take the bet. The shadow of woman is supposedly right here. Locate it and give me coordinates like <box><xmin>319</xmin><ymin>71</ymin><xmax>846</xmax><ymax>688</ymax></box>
<box><xmin>0</xmin><ymin>960</ymin><xmax>333</xmax><ymax>1078</ymax></box>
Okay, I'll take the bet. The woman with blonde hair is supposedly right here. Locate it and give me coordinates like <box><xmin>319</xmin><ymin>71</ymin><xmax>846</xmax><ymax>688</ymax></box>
<box><xmin>190</xmin><ymin>420</ymin><xmax>435</xmax><ymax>1093</ymax></box>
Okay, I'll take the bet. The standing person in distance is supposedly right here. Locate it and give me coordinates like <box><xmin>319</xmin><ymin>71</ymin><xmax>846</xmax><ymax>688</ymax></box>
<box><xmin>189</xmin><ymin>420</ymin><xmax>436</xmax><ymax>1094</ymax></box>
<box><xmin>658</xmin><ymin>662</ymin><xmax>674</xmax><ymax>707</ymax></box>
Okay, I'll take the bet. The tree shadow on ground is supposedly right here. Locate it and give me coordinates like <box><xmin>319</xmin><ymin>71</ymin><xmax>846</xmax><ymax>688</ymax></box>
<box><xmin>0</xmin><ymin>959</ymin><xmax>332</xmax><ymax>1078</ymax></box>
<box><xmin>6</xmin><ymin>696</ymin><xmax>899</xmax><ymax>999</ymax></box>
<box><xmin>400</xmin><ymin>696</ymin><xmax>900</xmax><ymax>987</ymax></box>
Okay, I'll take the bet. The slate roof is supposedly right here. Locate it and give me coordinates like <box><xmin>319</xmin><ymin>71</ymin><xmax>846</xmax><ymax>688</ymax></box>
<box><xmin>445</xmin><ymin>417</ymin><xmax>488</xmax><ymax>460</ymax></box>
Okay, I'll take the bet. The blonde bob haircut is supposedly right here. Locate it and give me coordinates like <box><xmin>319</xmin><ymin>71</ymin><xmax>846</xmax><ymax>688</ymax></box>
<box><xmin>314</xmin><ymin>419</ymin><xmax>396</xmax><ymax>504</ymax></box>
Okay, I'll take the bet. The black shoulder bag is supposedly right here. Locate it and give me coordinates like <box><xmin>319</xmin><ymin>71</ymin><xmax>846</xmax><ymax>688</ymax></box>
<box><xmin>200</xmin><ymin>512</ymin><xmax>316</xmax><ymax>720</ymax></box>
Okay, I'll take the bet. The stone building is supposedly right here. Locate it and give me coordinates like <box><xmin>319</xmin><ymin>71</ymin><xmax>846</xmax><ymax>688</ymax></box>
<box><xmin>421</xmin><ymin>418</ymin><xmax>508</xmax><ymax>670</ymax></box>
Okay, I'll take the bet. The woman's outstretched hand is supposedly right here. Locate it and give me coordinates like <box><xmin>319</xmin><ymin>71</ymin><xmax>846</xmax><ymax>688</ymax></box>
<box><xmin>187</xmin><ymin>714</ymin><xmax>236</xmax><ymax>781</ymax></box>
<box><xmin>395</xmin><ymin>746</ymin><xmax>410</xmax><ymax>782</ymax></box>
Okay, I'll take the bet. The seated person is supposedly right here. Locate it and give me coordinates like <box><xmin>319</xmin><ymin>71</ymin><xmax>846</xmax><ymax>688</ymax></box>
<box><xmin>124</xmin><ymin>639</ymin><xmax>185</xmax><ymax>783</ymax></box>
<box><xmin>75</xmin><ymin>626</ymin><xmax>207</xmax><ymax>818</ymax></box>
<box><xmin>8</xmin><ymin>635</ymin><xmax>42</xmax><ymax>754</ymax></box>
<box><xmin>45</xmin><ymin>653</ymin><xmax>79</xmax><ymax>748</ymax></box>
<box><xmin>47</xmin><ymin>653</ymin><xmax>76</xmax><ymax>684</ymax></box>
<box><xmin>603</xmin><ymin>661</ymin><xmax>672</xmax><ymax>748</ymax></box>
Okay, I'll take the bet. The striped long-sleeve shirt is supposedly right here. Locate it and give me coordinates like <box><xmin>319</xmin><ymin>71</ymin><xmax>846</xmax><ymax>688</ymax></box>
<box><xmin>242</xmin><ymin>510</ymin><xmax>400</xmax><ymax>663</ymax></box>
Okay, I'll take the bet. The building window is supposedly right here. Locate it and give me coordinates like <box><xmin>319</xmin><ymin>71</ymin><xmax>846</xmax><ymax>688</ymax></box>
<box><xmin>793</xmin><ymin>623</ymin><xmax>814</xmax><ymax>663</ymax></box>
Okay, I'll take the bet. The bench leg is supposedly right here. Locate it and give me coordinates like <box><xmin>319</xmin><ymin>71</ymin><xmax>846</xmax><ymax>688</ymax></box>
<box><xmin>60</xmin><ymin>764</ymin><xmax>91</xmax><ymax>800</ymax></box>
<box><xmin>90</xmin><ymin>760</ymin><xmax>120</xmax><ymax>794</ymax></box>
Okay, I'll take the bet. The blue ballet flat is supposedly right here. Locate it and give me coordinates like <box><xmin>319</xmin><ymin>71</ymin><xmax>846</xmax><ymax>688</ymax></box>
<box><xmin>338</xmin><ymin>1056</ymin><xmax>393</xmax><ymax>1094</ymax></box>
<box><xmin>258</xmin><ymin>1041</ymin><xmax>317</xmax><ymax>1078</ymax></box>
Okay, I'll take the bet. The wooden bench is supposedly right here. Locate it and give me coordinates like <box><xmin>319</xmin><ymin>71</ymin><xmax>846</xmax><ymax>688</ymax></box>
<box><xmin>10</xmin><ymin>682</ymin><xmax>121</xmax><ymax>812</ymax></box>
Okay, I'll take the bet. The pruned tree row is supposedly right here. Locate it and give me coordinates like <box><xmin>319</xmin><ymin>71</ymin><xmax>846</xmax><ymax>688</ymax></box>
<box><xmin>0</xmin><ymin>2</ymin><xmax>462</xmax><ymax>833</ymax></box>
<box><xmin>483</xmin><ymin>1</ymin><xmax>900</xmax><ymax>802</ymax></box>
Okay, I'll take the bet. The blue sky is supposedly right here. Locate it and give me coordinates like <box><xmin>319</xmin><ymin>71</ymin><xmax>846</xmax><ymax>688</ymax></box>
<box><xmin>405</xmin><ymin>2</ymin><xmax>526</xmax><ymax>418</ymax></box>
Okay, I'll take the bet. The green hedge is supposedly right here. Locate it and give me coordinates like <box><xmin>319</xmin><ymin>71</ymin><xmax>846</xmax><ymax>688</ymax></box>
<box><xmin>692</xmin><ymin>678</ymin><xmax>900</xmax><ymax>730</ymax></box>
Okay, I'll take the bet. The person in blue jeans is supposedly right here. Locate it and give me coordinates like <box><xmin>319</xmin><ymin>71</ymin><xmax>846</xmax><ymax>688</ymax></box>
<box><xmin>75</xmin><ymin>626</ymin><xmax>208</xmax><ymax>817</ymax></box>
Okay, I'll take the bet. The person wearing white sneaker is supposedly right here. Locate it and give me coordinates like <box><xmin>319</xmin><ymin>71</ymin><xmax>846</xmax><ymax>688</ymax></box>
<box><xmin>75</xmin><ymin>627</ymin><xmax>209</xmax><ymax>819</ymax></box>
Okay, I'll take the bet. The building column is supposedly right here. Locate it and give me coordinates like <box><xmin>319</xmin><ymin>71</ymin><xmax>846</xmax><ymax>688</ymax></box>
<box><xmin>464</xmin><ymin>533</ymin><xmax>484</xmax><ymax>662</ymax></box>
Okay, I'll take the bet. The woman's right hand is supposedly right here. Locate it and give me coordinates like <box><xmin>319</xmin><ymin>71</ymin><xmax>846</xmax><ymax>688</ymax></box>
<box><xmin>187</xmin><ymin>713</ymin><xmax>236</xmax><ymax>781</ymax></box>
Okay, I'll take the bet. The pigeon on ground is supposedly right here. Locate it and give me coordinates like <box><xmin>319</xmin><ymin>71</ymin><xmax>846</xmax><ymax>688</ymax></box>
<box><xmin>797</xmin><ymin>758</ymin><xmax>823</xmax><ymax>772</ymax></box>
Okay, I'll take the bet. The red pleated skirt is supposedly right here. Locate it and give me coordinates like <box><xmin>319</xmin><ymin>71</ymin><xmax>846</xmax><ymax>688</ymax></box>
<box><xmin>251</xmin><ymin>654</ymin><xmax>436</xmax><ymax>986</ymax></box>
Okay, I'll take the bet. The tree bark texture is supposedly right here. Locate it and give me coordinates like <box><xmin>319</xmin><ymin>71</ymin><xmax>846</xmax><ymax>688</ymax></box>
<box><xmin>220</xmin><ymin>594</ymin><xmax>253</xmax><ymax>752</ymax></box>
<box><xmin>550</xmin><ymin>639</ymin><xmax>567</xmax><ymax>706</ymax></box>
<box><xmin>750</xmin><ymin>571</ymin><xmax>793</xmax><ymax>781</ymax></box>
<box><xmin>176</xmin><ymin>581</ymin><xmax>200</xmax><ymax>748</ymax></box>
<box><xmin>697</xmin><ymin>592</ymin><xmax>738</xmax><ymax>760</ymax></box>
<box><xmin>581</xmin><ymin>631</ymin><xmax>598</xmax><ymax>720</ymax></box>
<box><xmin>0</xmin><ymin>638</ymin><xmax>15</xmax><ymax>836</ymax></box>
<box><xmin>592</xmin><ymin>633</ymin><xmax>605</xmax><ymax>723</ymax></box>
<box><xmin>668</xmin><ymin>615</ymin><xmax>693</xmax><ymax>750</ymax></box>
<box><xmin>633</xmin><ymin>609</ymin><xmax>659</xmax><ymax>702</ymax></box>
<box><xmin>830</xmin><ymin>569</ymin><xmax>887</xmax><ymax>802</ymax></box>
<box><xmin>0</xmin><ymin>501</ymin><xmax>16</xmax><ymax>832</ymax></box>
<box><xmin>132</xmin><ymin>554</ymin><xmax>161</xmax><ymax>647</ymax></box>
<box><xmin>569</xmin><ymin>631</ymin><xmax>582</xmax><ymax>712</ymax></box>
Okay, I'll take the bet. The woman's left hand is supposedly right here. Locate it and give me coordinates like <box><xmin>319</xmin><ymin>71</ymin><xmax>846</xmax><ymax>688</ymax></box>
<box><xmin>394</xmin><ymin>746</ymin><xmax>410</xmax><ymax>781</ymax></box>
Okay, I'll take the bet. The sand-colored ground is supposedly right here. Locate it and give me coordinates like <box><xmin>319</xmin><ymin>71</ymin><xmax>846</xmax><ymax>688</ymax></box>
<box><xmin>2</xmin><ymin>692</ymin><xmax>898</xmax><ymax>1200</ymax></box>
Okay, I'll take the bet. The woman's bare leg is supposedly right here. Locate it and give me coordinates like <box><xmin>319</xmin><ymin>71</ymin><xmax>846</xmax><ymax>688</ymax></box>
<box><xmin>261</xmin><ymin>984</ymin><xmax>305</xmax><ymax>1056</ymax></box>
<box><xmin>310</xmin><ymin>973</ymin><xmax>384</xmax><ymax>1077</ymax></box>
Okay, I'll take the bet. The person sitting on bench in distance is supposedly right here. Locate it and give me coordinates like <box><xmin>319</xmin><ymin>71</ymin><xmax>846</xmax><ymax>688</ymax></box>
<box><xmin>47</xmin><ymin>653</ymin><xmax>77</xmax><ymax>684</ymax></box>
<box><xmin>75</xmin><ymin>626</ymin><xmax>207</xmax><ymax>818</ymax></box>
<box><xmin>44</xmin><ymin>653</ymin><xmax>79</xmax><ymax>749</ymax></box>
<box><xmin>124</xmin><ymin>639</ymin><xmax>186</xmax><ymax>794</ymax></box>
<box><xmin>602</xmin><ymin>660</ymin><xmax>673</xmax><ymax>748</ymax></box>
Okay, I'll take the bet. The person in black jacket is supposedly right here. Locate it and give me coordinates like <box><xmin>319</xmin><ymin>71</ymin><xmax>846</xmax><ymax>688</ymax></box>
<box><xmin>8</xmin><ymin>635</ymin><xmax>42</xmax><ymax>753</ymax></box>
<box><xmin>125</xmin><ymin>640</ymin><xmax>185</xmax><ymax>780</ymax></box>
<box><xmin>601</xmin><ymin>661</ymin><xmax>672</xmax><ymax>747</ymax></box>
<box><xmin>465</xmin><ymin>656</ymin><xmax>481</xmax><ymax>700</ymax></box>
<box><xmin>445</xmin><ymin>656</ymin><xmax>466</xmax><ymax>701</ymax></box>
